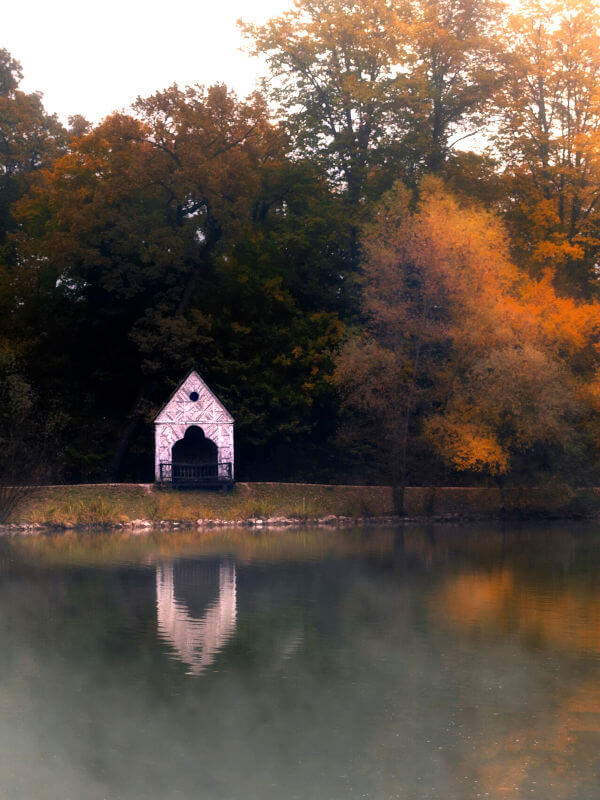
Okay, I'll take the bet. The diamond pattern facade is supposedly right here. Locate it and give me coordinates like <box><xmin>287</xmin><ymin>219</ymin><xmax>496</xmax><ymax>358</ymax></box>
<box><xmin>154</xmin><ymin>371</ymin><xmax>234</xmax><ymax>481</ymax></box>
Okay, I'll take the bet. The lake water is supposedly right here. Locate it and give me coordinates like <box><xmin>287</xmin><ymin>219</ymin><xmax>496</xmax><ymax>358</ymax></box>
<box><xmin>1</xmin><ymin>523</ymin><xmax>600</xmax><ymax>799</ymax></box>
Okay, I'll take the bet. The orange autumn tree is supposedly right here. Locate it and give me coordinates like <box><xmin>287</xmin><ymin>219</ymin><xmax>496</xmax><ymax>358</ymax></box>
<box><xmin>335</xmin><ymin>178</ymin><xmax>600</xmax><ymax>513</ymax></box>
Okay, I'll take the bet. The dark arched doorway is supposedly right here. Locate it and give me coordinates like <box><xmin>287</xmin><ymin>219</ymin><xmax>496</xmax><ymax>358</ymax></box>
<box><xmin>172</xmin><ymin>426</ymin><xmax>218</xmax><ymax>482</ymax></box>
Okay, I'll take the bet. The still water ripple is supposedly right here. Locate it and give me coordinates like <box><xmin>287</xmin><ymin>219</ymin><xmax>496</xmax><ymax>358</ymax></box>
<box><xmin>1</xmin><ymin>523</ymin><xmax>600</xmax><ymax>799</ymax></box>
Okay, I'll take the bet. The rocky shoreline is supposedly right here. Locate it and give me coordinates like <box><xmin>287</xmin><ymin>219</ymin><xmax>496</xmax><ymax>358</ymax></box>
<box><xmin>0</xmin><ymin>513</ymin><xmax>492</xmax><ymax>534</ymax></box>
<box><xmin>5</xmin><ymin>483</ymin><xmax>597</xmax><ymax>532</ymax></box>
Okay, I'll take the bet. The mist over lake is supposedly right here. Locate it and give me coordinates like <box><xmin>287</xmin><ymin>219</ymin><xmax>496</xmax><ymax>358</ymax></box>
<box><xmin>1</xmin><ymin>524</ymin><xmax>600</xmax><ymax>799</ymax></box>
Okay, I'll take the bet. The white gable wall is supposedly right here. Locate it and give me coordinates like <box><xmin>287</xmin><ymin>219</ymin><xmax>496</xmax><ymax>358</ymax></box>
<box><xmin>154</xmin><ymin>371</ymin><xmax>234</xmax><ymax>481</ymax></box>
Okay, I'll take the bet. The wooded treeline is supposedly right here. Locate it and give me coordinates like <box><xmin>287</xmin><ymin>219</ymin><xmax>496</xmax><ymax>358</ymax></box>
<box><xmin>3</xmin><ymin>0</ymin><xmax>600</xmax><ymax>500</ymax></box>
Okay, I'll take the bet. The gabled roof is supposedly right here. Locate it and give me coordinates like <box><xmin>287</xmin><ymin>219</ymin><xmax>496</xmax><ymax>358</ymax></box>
<box><xmin>154</xmin><ymin>370</ymin><xmax>234</xmax><ymax>425</ymax></box>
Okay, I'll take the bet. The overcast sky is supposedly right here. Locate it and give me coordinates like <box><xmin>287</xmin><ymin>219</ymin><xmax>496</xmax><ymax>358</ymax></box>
<box><xmin>6</xmin><ymin>0</ymin><xmax>293</xmax><ymax>124</ymax></box>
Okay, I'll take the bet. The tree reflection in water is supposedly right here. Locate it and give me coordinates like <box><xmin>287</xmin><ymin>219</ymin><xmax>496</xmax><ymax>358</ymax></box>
<box><xmin>433</xmin><ymin>566</ymin><xmax>600</xmax><ymax>797</ymax></box>
<box><xmin>4</xmin><ymin>525</ymin><xmax>600</xmax><ymax>799</ymax></box>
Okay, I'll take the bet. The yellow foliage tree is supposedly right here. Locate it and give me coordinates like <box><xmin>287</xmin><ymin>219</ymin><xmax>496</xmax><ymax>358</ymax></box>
<box><xmin>496</xmin><ymin>0</ymin><xmax>600</xmax><ymax>296</ymax></box>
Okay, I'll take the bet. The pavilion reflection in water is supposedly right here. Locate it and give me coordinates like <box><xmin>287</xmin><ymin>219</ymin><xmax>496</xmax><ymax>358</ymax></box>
<box><xmin>155</xmin><ymin>559</ymin><xmax>237</xmax><ymax>675</ymax></box>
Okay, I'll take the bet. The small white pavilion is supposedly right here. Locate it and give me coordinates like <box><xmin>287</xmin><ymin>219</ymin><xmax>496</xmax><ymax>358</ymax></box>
<box><xmin>154</xmin><ymin>370</ymin><xmax>234</xmax><ymax>485</ymax></box>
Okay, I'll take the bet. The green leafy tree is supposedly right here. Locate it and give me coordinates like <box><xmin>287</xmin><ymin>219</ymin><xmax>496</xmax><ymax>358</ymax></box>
<box><xmin>400</xmin><ymin>0</ymin><xmax>504</xmax><ymax>173</ymax></box>
<box><xmin>13</xmin><ymin>83</ymin><xmax>348</xmax><ymax>480</ymax></box>
<box><xmin>243</xmin><ymin>0</ymin><xmax>502</xmax><ymax>188</ymax></box>
<box><xmin>14</xmin><ymin>86</ymin><xmax>285</xmax><ymax>477</ymax></box>
<box><xmin>242</xmin><ymin>0</ymin><xmax>405</xmax><ymax>206</ymax></box>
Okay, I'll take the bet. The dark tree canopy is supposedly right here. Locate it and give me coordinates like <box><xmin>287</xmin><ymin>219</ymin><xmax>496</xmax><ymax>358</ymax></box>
<box><xmin>3</xmin><ymin>0</ymin><xmax>600</xmax><ymax>488</ymax></box>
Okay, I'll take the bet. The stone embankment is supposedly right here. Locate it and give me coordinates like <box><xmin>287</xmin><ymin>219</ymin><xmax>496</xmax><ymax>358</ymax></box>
<box><xmin>0</xmin><ymin>515</ymin><xmax>411</xmax><ymax>534</ymax></box>
<box><xmin>3</xmin><ymin>481</ymin><xmax>599</xmax><ymax>533</ymax></box>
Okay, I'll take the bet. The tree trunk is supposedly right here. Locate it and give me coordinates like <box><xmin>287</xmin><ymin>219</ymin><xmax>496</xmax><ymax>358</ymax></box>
<box><xmin>496</xmin><ymin>474</ymin><xmax>507</xmax><ymax>517</ymax></box>
<box><xmin>110</xmin><ymin>378</ymin><xmax>154</xmax><ymax>481</ymax></box>
<box><xmin>392</xmin><ymin>477</ymin><xmax>405</xmax><ymax>517</ymax></box>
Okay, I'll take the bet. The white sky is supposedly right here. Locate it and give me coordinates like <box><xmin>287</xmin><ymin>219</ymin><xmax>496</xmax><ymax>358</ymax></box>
<box><xmin>5</xmin><ymin>0</ymin><xmax>293</xmax><ymax>124</ymax></box>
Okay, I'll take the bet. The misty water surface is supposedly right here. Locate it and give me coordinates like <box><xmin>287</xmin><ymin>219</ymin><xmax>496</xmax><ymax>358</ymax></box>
<box><xmin>1</xmin><ymin>523</ymin><xmax>600</xmax><ymax>799</ymax></box>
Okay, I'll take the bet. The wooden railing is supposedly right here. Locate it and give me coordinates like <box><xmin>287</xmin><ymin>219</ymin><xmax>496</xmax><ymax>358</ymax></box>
<box><xmin>159</xmin><ymin>462</ymin><xmax>233</xmax><ymax>485</ymax></box>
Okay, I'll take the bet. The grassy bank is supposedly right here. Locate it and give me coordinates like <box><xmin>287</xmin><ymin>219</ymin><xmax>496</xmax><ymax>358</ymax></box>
<box><xmin>11</xmin><ymin>482</ymin><xmax>394</xmax><ymax>526</ymax></box>
<box><xmin>6</xmin><ymin>481</ymin><xmax>600</xmax><ymax>527</ymax></box>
